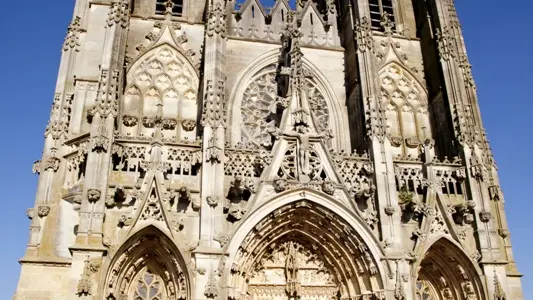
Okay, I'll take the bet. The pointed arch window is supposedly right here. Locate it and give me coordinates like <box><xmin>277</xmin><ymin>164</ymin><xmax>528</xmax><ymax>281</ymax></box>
<box><xmin>369</xmin><ymin>0</ymin><xmax>395</xmax><ymax>31</ymax></box>
<box><xmin>155</xmin><ymin>0</ymin><xmax>183</xmax><ymax>16</ymax></box>
<box><xmin>132</xmin><ymin>268</ymin><xmax>167</xmax><ymax>300</ymax></box>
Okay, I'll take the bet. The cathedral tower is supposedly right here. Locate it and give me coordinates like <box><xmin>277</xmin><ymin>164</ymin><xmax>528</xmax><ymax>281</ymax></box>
<box><xmin>15</xmin><ymin>0</ymin><xmax>523</xmax><ymax>299</ymax></box>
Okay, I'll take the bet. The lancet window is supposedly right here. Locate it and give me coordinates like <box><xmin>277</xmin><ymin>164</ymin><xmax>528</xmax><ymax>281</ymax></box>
<box><xmin>156</xmin><ymin>0</ymin><xmax>183</xmax><ymax>16</ymax></box>
<box><xmin>369</xmin><ymin>0</ymin><xmax>395</xmax><ymax>31</ymax></box>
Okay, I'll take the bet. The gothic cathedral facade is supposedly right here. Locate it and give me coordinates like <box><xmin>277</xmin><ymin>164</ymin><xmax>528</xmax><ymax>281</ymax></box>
<box><xmin>14</xmin><ymin>0</ymin><xmax>522</xmax><ymax>299</ymax></box>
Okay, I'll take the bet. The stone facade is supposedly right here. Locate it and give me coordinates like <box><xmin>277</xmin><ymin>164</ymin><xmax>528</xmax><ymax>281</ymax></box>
<box><xmin>14</xmin><ymin>0</ymin><xmax>523</xmax><ymax>299</ymax></box>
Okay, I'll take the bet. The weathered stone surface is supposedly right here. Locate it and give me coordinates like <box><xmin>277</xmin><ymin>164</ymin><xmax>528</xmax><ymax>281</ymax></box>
<box><xmin>13</xmin><ymin>1</ymin><xmax>523</xmax><ymax>300</ymax></box>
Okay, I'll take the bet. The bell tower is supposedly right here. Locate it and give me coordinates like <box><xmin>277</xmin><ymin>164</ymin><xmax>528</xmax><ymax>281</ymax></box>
<box><xmin>14</xmin><ymin>0</ymin><xmax>523</xmax><ymax>299</ymax></box>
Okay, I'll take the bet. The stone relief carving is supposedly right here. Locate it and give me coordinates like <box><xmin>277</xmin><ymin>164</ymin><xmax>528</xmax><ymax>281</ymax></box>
<box><xmin>37</xmin><ymin>205</ymin><xmax>50</xmax><ymax>218</ymax></box>
<box><xmin>224</xmin><ymin>176</ymin><xmax>256</xmax><ymax>221</ymax></box>
<box><xmin>44</xmin><ymin>157</ymin><xmax>61</xmax><ymax>172</ymax></box>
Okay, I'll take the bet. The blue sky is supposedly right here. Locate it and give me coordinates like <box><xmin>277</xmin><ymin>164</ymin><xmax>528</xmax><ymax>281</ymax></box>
<box><xmin>0</xmin><ymin>1</ymin><xmax>531</xmax><ymax>299</ymax></box>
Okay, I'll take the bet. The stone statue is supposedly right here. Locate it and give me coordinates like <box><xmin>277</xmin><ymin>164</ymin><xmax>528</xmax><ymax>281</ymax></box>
<box><xmin>285</xmin><ymin>242</ymin><xmax>301</xmax><ymax>298</ymax></box>
<box><xmin>285</xmin><ymin>123</ymin><xmax>329</xmax><ymax>182</ymax></box>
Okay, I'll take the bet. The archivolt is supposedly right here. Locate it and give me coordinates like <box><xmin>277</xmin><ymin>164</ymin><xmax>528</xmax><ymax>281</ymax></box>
<box><xmin>414</xmin><ymin>238</ymin><xmax>486</xmax><ymax>300</ymax></box>
<box><xmin>224</xmin><ymin>196</ymin><xmax>386</xmax><ymax>299</ymax></box>
<box><xmin>102</xmin><ymin>226</ymin><xmax>191</xmax><ymax>300</ymax></box>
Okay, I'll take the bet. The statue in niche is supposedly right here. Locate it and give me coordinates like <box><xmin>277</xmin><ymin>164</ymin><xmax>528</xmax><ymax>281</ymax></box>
<box><xmin>285</xmin><ymin>242</ymin><xmax>301</xmax><ymax>298</ymax></box>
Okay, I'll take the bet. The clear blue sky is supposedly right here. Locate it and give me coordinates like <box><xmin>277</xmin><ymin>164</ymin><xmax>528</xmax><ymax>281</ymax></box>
<box><xmin>0</xmin><ymin>1</ymin><xmax>531</xmax><ymax>299</ymax></box>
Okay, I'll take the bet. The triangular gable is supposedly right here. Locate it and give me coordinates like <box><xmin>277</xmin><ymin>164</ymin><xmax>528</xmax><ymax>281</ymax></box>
<box><xmin>299</xmin><ymin>1</ymin><xmax>326</xmax><ymax>27</ymax></box>
<box><xmin>238</xmin><ymin>0</ymin><xmax>268</xmax><ymax>19</ymax></box>
<box><xmin>269</xmin><ymin>0</ymin><xmax>291</xmax><ymax>20</ymax></box>
<box><xmin>129</xmin><ymin>17</ymin><xmax>198</xmax><ymax>76</ymax></box>
<box><xmin>126</xmin><ymin>175</ymin><xmax>179</xmax><ymax>238</ymax></box>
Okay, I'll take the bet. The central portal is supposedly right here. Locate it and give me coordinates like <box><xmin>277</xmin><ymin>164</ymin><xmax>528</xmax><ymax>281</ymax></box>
<box><xmin>227</xmin><ymin>200</ymin><xmax>385</xmax><ymax>300</ymax></box>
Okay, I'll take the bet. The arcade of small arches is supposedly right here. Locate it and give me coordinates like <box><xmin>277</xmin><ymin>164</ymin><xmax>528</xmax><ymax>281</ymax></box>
<box><xmin>100</xmin><ymin>200</ymin><xmax>485</xmax><ymax>300</ymax></box>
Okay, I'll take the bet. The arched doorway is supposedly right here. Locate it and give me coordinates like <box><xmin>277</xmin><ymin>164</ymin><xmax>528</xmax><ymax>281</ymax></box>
<box><xmin>103</xmin><ymin>226</ymin><xmax>190</xmax><ymax>300</ymax></box>
<box><xmin>227</xmin><ymin>200</ymin><xmax>385</xmax><ymax>299</ymax></box>
<box><xmin>415</xmin><ymin>238</ymin><xmax>484</xmax><ymax>300</ymax></box>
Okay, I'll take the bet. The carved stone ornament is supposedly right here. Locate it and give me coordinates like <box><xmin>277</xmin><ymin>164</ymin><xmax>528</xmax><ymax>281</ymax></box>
<box><xmin>181</xmin><ymin>119</ymin><xmax>196</xmax><ymax>131</ymax></box>
<box><xmin>87</xmin><ymin>189</ymin><xmax>102</xmax><ymax>203</ymax></box>
<box><xmin>117</xmin><ymin>214</ymin><xmax>133</xmax><ymax>227</ymax></box>
<box><xmin>498</xmin><ymin>228</ymin><xmax>510</xmax><ymax>239</ymax></box>
<box><xmin>204</xmin><ymin>270</ymin><xmax>219</xmax><ymax>298</ymax></box>
<box><xmin>91</xmin><ymin>135</ymin><xmax>109</xmax><ymax>153</ymax></box>
<box><xmin>89</xmin><ymin>69</ymin><xmax>120</xmax><ymax>118</ymax></box>
<box><xmin>436</xmin><ymin>26</ymin><xmax>457</xmax><ymax>61</ymax></box>
<box><xmin>273</xmin><ymin>178</ymin><xmax>288</xmax><ymax>192</ymax></box>
<box><xmin>107</xmin><ymin>0</ymin><xmax>130</xmax><ymax>28</ymax></box>
<box><xmin>405</xmin><ymin>137</ymin><xmax>421</xmax><ymax>148</ymax></box>
<box><xmin>32</xmin><ymin>160</ymin><xmax>41</xmax><ymax>175</ymax></box>
<box><xmin>162</xmin><ymin>118</ymin><xmax>178</xmax><ymax>130</ymax></box>
<box><xmin>170</xmin><ymin>217</ymin><xmax>184</xmax><ymax>231</ymax></box>
<box><xmin>489</xmin><ymin>185</ymin><xmax>502</xmax><ymax>201</ymax></box>
<box><xmin>451</xmin><ymin>202</ymin><xmax>475</xmax><ymax>226</ymax></box>
<box><xmin>122</xmin><ymin>115</ymin><xmax>139</xmax><ymax>127</ymax></box>
<box><xmin>355</xmin><ymin>17</ymin><xmax>374</xmax><ymax>53</ymax></box>
<box><xmin>454</xmin><ymin>168</ymin><xmax>467</xmax><ymax>181</ymax></box>
<box><xmin>63</xmin><ymin>16</ymin><xmax>82</xmax><ymax>52</ymax></box>
<box><xmin>352</xmin><ymin>181</ymin><xmax>376</xmax><ymax>204</ymax></box>
<box><xmin>228</xmin><ymin>204</ymin><xmax>247</xmax><ymax>220</ymax></box>
<box><xmin>77</xmin><ymin>256</ymin><xmax>92</xmax><ymax>296</ymax></box>
<box><xmin>479</xmin><ymin>210</ymin><xmax>492</xmax><ymax>223</ymax></box>
<box><xmin>214</xmin><ymin>233</ymin><xmax>230</xmax><ymax>248</ymax></box>
<box><xmin>192</xmin><ymin>197</ymin><xmax>201</xmax><ymax>210</ymax></box>
<box><xmin>201</xmin><ymin>80</ymin><xmax>226</xmax><ymax>128</ymax></box>
<box><xmin>44</xmin><ymin>157</ymin><xmax>61</xmax><ymax>172</ymax></box>
<box><xmin>206</xmin><ymin>2</ymin><xmax>227</xmax><ymax>38</ymax></box>
<box><xmin>26</xmin><ymin>208</ymin><xmax>34</xmax><ymax>220</ymax></box>
<box><xmin>384</xmin><ymin>206</ymin><xmax>396</xmax><ymax>216</ymax></box>
<box><xmin>494</xmin><ymin>272</ymin><xmax>507</xmax><ymax>300</ymax></box>
<box><xmin>91</xmin><ymin>124</ymin><xmax>110</xmax><ymax>153</ymax></box>
<box><xmin>206</xmin><ymin>196</ymin><xmax>219</xmax><ymax>207</ymax></box>
<box><xmin>37</xmin><ymin>205</ymin><xmax>51</xmax><ymax>218</ymax></box>
<box><xmin>321</xmin><ymin>181</ymin><xmax>336</xmax><ymax>195</ymax></box>
<box><xmin>389</xmin><ymin>135</ymin><xmax>403</xmax><ymax>147</ymax></box>
<box><xmin>206</xmin><ymin>136</ymin><xmax>222</xmax><ymax>164</ymax></box>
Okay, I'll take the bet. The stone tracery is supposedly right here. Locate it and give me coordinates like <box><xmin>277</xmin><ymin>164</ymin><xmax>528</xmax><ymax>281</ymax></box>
<box><xmin>379</xmin><ymin>63</ymin><xmax>430</xmax><ymax>159</ymax></box>
<box><xmin>240</xmin><ymin>64</ymin><xmax>330</xmax><ymax>149</ymax></box>
<box><xmin>122</xmin><ymin>44</ymin><xmax>199</xmax><ymax>141</ymax></box>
